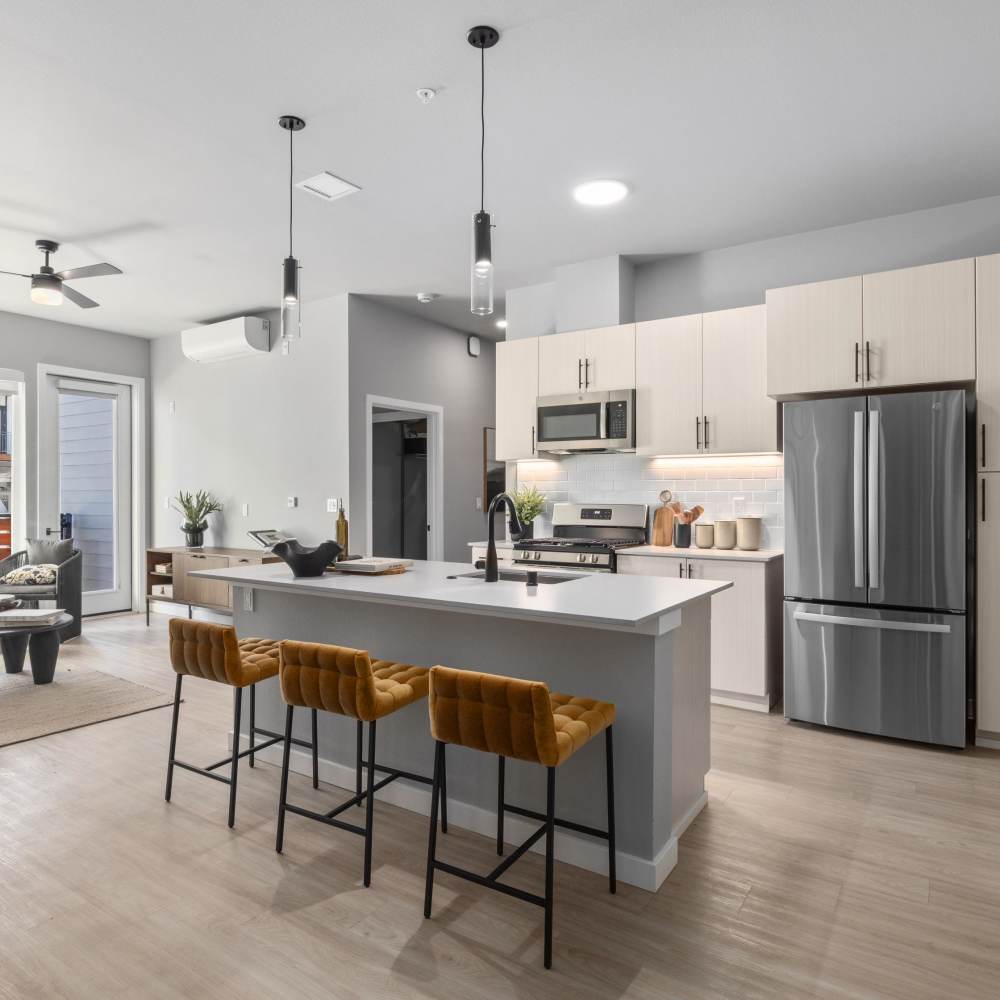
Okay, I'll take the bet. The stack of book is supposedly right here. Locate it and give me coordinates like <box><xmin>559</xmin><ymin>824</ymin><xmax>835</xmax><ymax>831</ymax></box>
<box><xmin>0</xmin><ymin>608</ymin><xmax>66</xmax><ymax>628</ymax></box>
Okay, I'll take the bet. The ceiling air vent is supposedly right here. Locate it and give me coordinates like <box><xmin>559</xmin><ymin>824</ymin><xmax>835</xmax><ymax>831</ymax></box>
<box><xmin>296</xmin><ymin>171</ymin><xmax>361</xmax><ymax>202</ymax></box>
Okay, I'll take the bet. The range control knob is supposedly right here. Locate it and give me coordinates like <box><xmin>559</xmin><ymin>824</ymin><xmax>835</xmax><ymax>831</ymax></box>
<box><xmin>591</xmin><ymin>553</ymin><xmax>600</xmax><ymax>563</ymax></box>
<box><xmin>577</xmin><ymin>553</ymin><xmax>587</xmax><ymax>563</ymax></box>
<box><xmin>535</xmin><ymin>551</ymin><xmax>542</xmax><ymax>560</ymax></box>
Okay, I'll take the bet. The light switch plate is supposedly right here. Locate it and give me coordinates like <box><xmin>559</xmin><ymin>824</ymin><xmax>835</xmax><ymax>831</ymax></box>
<box><xmin>168</xmin><ymin>400</ymin><xmax>175</xmax><ymax>415</ymax></box>
<box><xmin>281</xmin><ymin>340</ymin><xmax>290</xmax><ymax>356</ymax></box>
<box><xmin>241</xmin><ymin>503</ymin><xmax>249</xmax><ymax>517</ymax></box>
<box><xmin>287</xmin><ymin>496</ymin><xmax>298</xmax><ymax>508</ymax></box>
<box><xmin>475</xmin><ymin>496</ymin><xmax>482</xmax><ymax>510</ymax></box>
<box><xmin>327</xmin><ymin>498</ymin><xmax>337</xmax><ymax>513</ymax></box>
<box><xmin>163</xmin><ymin>496</ymin><xmax>170</xmax><ymax>510</ymax></box>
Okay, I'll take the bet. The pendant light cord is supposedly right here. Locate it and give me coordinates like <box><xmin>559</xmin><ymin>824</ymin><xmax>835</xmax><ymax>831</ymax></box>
<box><xmin>288</xmin><ymin>127</ymin><xmax>294</xmax><ymax>256</ymax></box>
<box><xmin>480</xmin><ymin>46</ymin><xmax>485</xmax><ymax>212</ymax></box>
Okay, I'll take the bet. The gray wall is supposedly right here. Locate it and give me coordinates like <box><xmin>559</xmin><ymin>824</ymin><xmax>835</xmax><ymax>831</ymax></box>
<box><xmin>347</xmin><ymin>295</ymin><xmax>496</xmax><ymax>562</ymax></box>
<box><xmin>151</xmin><ymin>295</ymin><xmax>350</xmax><ymax>549</ymax></box>
<box><xmin>0</xmin><ymin>309</ymin><xmax>150</xmax><ymax>543</ymax></box>
<box><xmin>635</xmin><ymin>193</ymin><xmax>1000</xmax><ymax>320</ymax></box>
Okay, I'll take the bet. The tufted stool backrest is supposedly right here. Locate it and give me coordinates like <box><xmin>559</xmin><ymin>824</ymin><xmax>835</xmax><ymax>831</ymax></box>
<box><xmin>428</xmin><ymin>665</ymin><xmax>560</xmax><ymax>767</ymax></box>
<box><xmin>279</xmin><ymin>640</ymin><xmax>382</xmax><ymax>720</ymax></box>
<box><xmin>168</xmin><ymin>619</ymin><xmax>242</xmax><ymax>686</ymax></box>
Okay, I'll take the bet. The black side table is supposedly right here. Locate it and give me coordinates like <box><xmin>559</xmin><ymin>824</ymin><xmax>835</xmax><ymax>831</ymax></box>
<box><xmin>0</xmin><ymin>613</ymin><xmax>74</xmax><ymax>685</ymax></box>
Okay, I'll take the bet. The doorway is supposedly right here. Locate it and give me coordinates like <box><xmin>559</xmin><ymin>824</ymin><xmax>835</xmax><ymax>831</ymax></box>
<box><xmin>365</xmin><ymin>395</ymin><xmax>443</xmax><ymax>561</ymax></box>
<box><xmin>38</xmin><ymin>367</ymin><xmax>143</xmax><ymax>615</ymax></box>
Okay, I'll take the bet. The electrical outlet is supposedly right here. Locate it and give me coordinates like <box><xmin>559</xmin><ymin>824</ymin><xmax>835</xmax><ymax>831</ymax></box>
<box><xmin>475</xmin><ymin>496</ymin><xmax>482</xmax><ymax>510</ymax></box>
<box><xmin>243</xmin><ymin>588</ymin><xmax>254</xmax><ymax>612</ymax></box>
<box><xmin>241</xmin><ymin>503</ymin><xmax>249</xmax><ymax>517</ymax></box>
<box><xmin>281</xmin><ymin>340</ymin><xmax>290</xmax><ymax>356</ymax></box>
<box><xmin>733</xmin><ymin>495</ymin><xmax>746</xmax><ymax>517</ymax></box>
<box><xmin>327</xmin><ymin>498</ymin><xmax>338</xmax><ymax>513</ymax></box>
<box><xmin>287</xmin><ymin>496</ymin><xmax>298</xmax><ymax>508</ymax></box>
<box><xmin>168</xmin><ymin>400</ymin><xmax>175</xmax><ymax>415</ymax></box>
<box><xmin>163</xmin><ymin>496</ymin><xmax>170</xmax><ymax>510</ymax></box>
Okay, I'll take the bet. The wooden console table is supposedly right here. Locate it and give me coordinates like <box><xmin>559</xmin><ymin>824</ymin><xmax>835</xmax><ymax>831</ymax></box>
<box><xmin>145</xmin><ymin>546</ymin><xmax>280</xmax><ymax>625</ymax></box>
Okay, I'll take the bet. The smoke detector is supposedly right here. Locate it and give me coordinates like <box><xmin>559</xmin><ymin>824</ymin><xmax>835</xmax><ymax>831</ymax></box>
<box><xmin>416</xmin><ymin>88</ymin><xmax>437</xmax><ymax>104</ymax></box>
<box><xmin>416</xmin><ymin>292</ymin><xmax>439</xmax><ymax>304</ymax></box>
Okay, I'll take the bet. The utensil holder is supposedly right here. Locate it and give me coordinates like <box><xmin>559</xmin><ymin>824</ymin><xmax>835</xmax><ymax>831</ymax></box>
<box><xmin>673</xmin><ymin>522</ymin><xmax>692</xmax><ymax>549</ymax></box>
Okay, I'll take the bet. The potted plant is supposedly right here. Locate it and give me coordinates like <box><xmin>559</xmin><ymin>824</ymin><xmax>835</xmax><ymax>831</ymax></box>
<box><xmin>171</xmin><ymin>490</ymin><xmax>222</xmax><ymax>548</ymax></box>
<box><xmin>512</xmin><ymin>485</ymin><xmax>545</xmax><ymax>540</ymax></box>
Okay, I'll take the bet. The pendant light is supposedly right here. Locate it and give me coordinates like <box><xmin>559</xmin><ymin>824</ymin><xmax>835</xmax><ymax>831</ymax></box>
<box><xmin>279</xmin><ymin>115</ymin><xmax>305</xmax><ymax>339</ymax></box>
<box><xmin>468</xmin><ymin>25</ymin><xmax>499</xmax><ymax>317</ymax></box>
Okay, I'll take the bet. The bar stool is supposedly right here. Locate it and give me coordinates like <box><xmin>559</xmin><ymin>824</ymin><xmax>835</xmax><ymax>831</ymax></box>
<box><xmin>275</xmin><ymin>640</ymin><xmax>447</xmax><ymax>887</ymax></box>
<box><xmin>423</xmin><ymin>665</ymin><xmax>616</xmax><ymax>969</ymax></box>
<box><xmin>164</xmin><ymin>619</ymin><xmax>319</xmax><ymax>828</ymax></box>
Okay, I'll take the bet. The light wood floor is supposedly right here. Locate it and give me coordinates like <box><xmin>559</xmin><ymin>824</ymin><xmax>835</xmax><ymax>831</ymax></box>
<box><xmin>2</xmin><ymin>613</ymin><xmax>999</xmax><ymax>999</ymax></box>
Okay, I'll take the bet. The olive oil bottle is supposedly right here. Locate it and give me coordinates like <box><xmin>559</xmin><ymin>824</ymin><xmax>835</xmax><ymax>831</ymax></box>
<box><xmin>335</xmin><ymin>498</ymin><xmax>349</xmax><ymax>558</ymax></box>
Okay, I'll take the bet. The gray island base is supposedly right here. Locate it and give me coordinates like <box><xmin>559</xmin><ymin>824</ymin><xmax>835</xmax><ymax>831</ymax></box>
<box><xmin>193</xmin><ymin>560</ymin><xmax>732</xmax><ymax>891</ymax></box>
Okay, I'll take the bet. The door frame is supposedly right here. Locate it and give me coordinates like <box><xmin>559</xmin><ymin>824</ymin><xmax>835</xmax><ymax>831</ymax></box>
<box><xmin>0</xmin><ymin>369</ymin><xmax>28</xmax><ymax>554</ymax></box>
<box><xmin>365</xmin><ymin>394</ymin><xmax>443</xmax><ymax>561</ymax></box>
<box><xmin>36</xmin><ymin>363</ymin><xmax>147</xmax><ymax>612</ymax></box>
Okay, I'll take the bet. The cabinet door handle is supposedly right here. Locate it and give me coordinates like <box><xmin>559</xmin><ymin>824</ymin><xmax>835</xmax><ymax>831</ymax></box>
<box><xmin>704</xmin><ymin>416</ymin><xmax>711</xmax><ymax>451</ymax></box>
<box><xmin>854</xmin><ymin>342</ymin><xmax>860</xmax><ymax>383</ymax></box>
<box><xmin>865</xmin><ymin>341</ymin><xmax>871</xmax><ymax>382</ymax></box>
<box><xmin>982</xmin><ymin>424</ymin><xmax>987</xmax><ymax>469</ymax></box>
<box><xmin>578</xmin><ymin>358</ymin><xmax>583</xmax><ymax>390</ymax></box>
<box><xmin>531</xmin><ymin>425</ymin><xmax>535</xmax><ymax>455</ymax></box>
<box><xmin>687</xmin><ymin>561</ymin><xmax>694</xmax><ymax>578</ymax></box>
<box><xmin>983</xmin><ymin>478</ymin><xmax>987</xmax><ymax>523</ymax></box>
<box><xmin>584</xmin><ymin>357</ymin><xmax>590</xmax><ymax>389</ymax></box>
<box><xmin>696</xmin><ymin>416</ymin><xmax>701</xmax><ymax>450</ymax></box>
<box><xmin>678</xmin><ymin>562</ymin><xmax>685</xmax><ymax>578</ymax></box>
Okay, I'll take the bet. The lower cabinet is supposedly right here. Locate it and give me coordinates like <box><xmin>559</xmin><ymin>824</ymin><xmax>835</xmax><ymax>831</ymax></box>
<box><xmin>618</xmin><ymin>553</ymin><xmax>783</xmax><ymax>712</ymax></box>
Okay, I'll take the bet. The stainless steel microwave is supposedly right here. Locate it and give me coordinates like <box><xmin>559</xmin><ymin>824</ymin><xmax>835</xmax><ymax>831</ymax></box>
<box><xmin>535</xmin><ymin>390</ymin><xmax>635</xmax><ymax>453</ymax></box>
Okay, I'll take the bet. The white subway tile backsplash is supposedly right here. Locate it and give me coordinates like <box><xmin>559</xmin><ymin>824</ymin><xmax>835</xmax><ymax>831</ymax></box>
<box><xmin>515</xmin><ymin>454</ymin><xmax>784</xmax><ymax>549</ymax></box>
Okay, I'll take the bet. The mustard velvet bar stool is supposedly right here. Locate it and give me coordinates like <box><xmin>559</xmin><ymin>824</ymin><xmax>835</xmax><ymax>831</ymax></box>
<box><xmin>275</xmin><ymin>640</ymin><xmax>447</xmax><ymax>887</ymax></box>
<box><xmin>164</xmin><ymin>619</ymin><xmax>319</xmax><ymax>828</ymax></box>
<box><xmin>423</xmin><ymin>665</ymin><xmax>616</xmax><ymax>970</ymax></box>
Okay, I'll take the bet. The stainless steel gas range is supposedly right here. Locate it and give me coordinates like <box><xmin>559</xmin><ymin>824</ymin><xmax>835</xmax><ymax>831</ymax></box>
<box><xmin>512</xmin><ymin>502</ymin><xmax>649</xmax><ymax>573</ymax></box>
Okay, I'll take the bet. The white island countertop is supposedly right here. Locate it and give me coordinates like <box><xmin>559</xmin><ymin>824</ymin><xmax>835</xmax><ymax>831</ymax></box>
<box><xmin>193</xmin><ymin>559</ymin><xmax>731</xmax><ymax>634</ymax></box>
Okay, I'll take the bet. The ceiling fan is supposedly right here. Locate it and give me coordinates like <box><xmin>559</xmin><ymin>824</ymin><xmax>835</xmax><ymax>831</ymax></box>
<box><xmin>0</xmin><ymin>239</ymin><xmax>122</xmax><ymax>309</ymax></box>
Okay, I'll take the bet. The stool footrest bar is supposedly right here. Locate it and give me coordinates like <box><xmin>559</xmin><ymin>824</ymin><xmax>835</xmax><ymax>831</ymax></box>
<box><xmin>283</xmin><ymin>802</ymin><xmax>366</xmax><ymax>837</ymax></box>
<box><xmin>359</xmin><ymin>759</ymin><xmax>433</xmax><ymax>787</ymax></box>
<box><xmin>487</xmin><ymin>824</ymin><xmax>547</xmax><ymax>882</ymax></box>
<box><xmin>253</xmin><ymin>727</ymin><xmax>315</xmax><ymax>751</ymax></box>
<box><xmin>503</xmin><ymin>802</ymin><xmax>609</xmax><ymax>841</ymax></box>
<box><xmin>172</xmin><ymin>760</ymin><xmax>231</xmax><ymax>785</ymax></box>
<box><xmin>434</xmin><ymin>859</ymin><xmax>546</xmax><ymax>908</ymax></box>
<box><xmin>204</xmin><ymin>735</ymin><xmax>283</xmax><ymax>772</ymax></box>
<box><xmin>325</xmin><ymin>772</ymin><xmax>398</xmax><ymax>818</ymax></box>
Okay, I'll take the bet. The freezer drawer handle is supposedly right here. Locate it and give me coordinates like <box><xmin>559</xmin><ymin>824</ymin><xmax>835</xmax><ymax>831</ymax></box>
<box><xmin>793</xmin><ymin>610</ymin><xmax>951</xmax><ymax>634</ymax></box>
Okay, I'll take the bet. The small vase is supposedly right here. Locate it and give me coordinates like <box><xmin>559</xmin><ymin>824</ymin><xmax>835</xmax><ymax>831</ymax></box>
<box><xmin>184</xmin><ymin>528</ymin><xmax>205</xmax><ymax>548</ymax></box>
<box><xmin>673</xmin><ymin>522</ymin><xmax>692</xmax><ymax>549</ymax></box>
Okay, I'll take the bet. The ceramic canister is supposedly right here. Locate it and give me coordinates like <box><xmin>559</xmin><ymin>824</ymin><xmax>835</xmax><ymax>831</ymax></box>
<box><xmin>695</xmin><ymin>523</ymin><xmax>715</xmax><ymax>549</ymax></box>
<box><xmin>715</xmin><ymin>520</ymin><xmax>737</xmax><ymax>549</ymax></box>
<box><xmin>736</xmin><ymin>516</ymin><xmax>762</xmax><ymax>551</ymax></box>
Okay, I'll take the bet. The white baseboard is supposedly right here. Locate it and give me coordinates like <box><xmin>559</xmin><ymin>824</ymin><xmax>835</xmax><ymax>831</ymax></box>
<box><xmin>711</xmin><ymin>689</ymin><xmax>772</xmax><ymax>713</ymax></box>
<box><xmin>242</xmin><ymin>739</ymin><xmax>678</xmax><ymax>892</ymax></box>
<box><xmin>976</xmin><ymin>731</ymin><xmax>1000</xmax><ymax>750</ymax></box>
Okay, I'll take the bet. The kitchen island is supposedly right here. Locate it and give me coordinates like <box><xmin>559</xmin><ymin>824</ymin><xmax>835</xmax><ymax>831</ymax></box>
<box><xmin>192</xmin><ymin>559</ymin><xmax>731</xmax><ymax>890</ymax></box>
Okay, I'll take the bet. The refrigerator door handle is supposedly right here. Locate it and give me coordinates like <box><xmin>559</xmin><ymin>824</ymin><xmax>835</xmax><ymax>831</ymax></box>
<box><xmin>793</xmin><ymin>610</ymin><xmax>951</xmax><ymax>634</ymax></box>
<box><xmin>868</xmin><ymin>409</ymin><xmax>880</xmax><ymax>589</ymax></box>
<box><xmin>853</xmin><ymin>410</ymin><xmax>865</xmax><ymax>588</ymax></box>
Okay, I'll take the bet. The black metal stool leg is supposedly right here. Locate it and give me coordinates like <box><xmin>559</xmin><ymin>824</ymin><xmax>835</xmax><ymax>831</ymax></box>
<box><xmin>606</xmin><ymin>726</ymin><xmax>616</xmax><ymax>894</ymax></box>
<box><xmin>362</xmin><ymin>720</ymin><xmax>377</xmax><ymax>886</ymax></box>
<box><xmin>165</xmin><ymin>674</ymin><xmax>182</xmax><ymax>801</ymax></box>
<box><xmin>311</xmin><ymin>708</ymin><xmax>319</xmax><ymax>788</ymax></box>
<box><xmin>440</xmin><ymin>743</ymin><xmax>448</xmax><ymax>834</ymax></box>
<box><xmin>544</xmin><ymin>766</ymin><xmax>556</xmax><ymax>970</ymax></box>
<box><xmin>355</xmin><ymin>720</ymin><xmax>363</xmax><ymax>807</ymax></box>
<box><xmin>227</xmin><ymin>687</ymin><xmax>243</xmax><ymax>828</ymax></box>
<box><xmin>496</xmin><ymin>755</ymin><xmax>505</xmax><ymax>855</ymax></box>
<box><xmin>423</xmin><ymin>740</ymin><xmax>444</xmax><ymax>918</ymax></box>
<box><xmin>249</xmin><ymin>683</ymin><xmax>256</xmax><ymax>768</ymax></box>
<box><xmin>275</xmin><ymin>705</ymin><xmax>294</xmax><ymax>853</ymax></box>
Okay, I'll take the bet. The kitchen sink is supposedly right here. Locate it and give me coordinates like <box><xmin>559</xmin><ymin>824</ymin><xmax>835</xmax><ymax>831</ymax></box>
<box><xmin>452</xmin><ymin>570</ymin><xmax>584</xmax><ymax>585</ymax></box>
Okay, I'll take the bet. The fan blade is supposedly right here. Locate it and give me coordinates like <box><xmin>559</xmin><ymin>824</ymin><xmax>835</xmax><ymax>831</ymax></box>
<box><xmin>0</xmin><ymin>270</ymin><xmax>31</xmax><ymax>278</ymax></box>
<box><xmin>62</xmin><ymin>284</ymin><xmax>99</xmax><ymax>309</ymax></box>
<box><xmin>54</xmin><ymin>262</ymin><xmax>122</xmax><ymax>281</ymax></box>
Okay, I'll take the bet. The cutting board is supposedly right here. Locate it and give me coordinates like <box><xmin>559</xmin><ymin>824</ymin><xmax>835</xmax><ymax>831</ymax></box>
<box><xmin>652</xmin><ymin>506</ymin><xmax>675</xmax><ymax>546</ymax></box>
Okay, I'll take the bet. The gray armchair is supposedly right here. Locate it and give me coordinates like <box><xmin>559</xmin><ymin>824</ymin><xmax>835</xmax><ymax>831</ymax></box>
<box><xmin>0</xmin><ymin>543</ymin><xmax>83</xmax><ymax>641</ymax></box>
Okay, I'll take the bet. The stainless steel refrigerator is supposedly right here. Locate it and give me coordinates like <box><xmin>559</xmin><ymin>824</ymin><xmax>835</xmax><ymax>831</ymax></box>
<box><xmin>783</xmin><ymin>388</ymin><xmax>971</xmax><ymax>747</ymax></box>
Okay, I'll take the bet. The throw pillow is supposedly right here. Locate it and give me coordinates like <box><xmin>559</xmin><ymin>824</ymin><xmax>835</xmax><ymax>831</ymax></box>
<box><xmin>26</xmin><ymin>538</ymin><xmax>74</xmax><ymax>566</ymax></box>
<box><xmin>3</xmin><ymin>564</ymin><xmax>58</xmax><ymax>585</ymax></box>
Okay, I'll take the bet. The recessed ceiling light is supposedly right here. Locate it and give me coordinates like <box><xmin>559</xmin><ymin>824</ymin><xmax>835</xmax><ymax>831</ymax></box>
<box><xmin>495</xmin><ymin>318</ymin><xmax>507</xmax><ymax>329</ymax></box>
<box><xmin>296</xmin><ymin>171</ymin><xmax>361</xmax><ymax>202</ymax></box>
<box><xmin>416</xmin><ymin>292</ymin><xmax>439</xmax><ymax>303</ymax></box>
<box><xmin>572</xmin><ymin>179</ymin><xmax>629</xmax><ymax>206</ymax></box>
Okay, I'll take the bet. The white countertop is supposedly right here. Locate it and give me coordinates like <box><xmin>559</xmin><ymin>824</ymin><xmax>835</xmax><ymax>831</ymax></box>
<box><xmin>193</xmin><ymin>559</ymin><xmax>731</xmax><ymax>634</ymax></box>
<box><xmin>469</xmin><ymin>540</ymin><xmax>782</xmax><ymax>562</ymax></box>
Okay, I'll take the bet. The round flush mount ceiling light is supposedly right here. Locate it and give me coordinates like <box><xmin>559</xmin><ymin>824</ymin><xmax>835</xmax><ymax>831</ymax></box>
<box><xmin>572</xmin><ymin>179</ymin><xmax>629</xmax><ymax>206</ymax></box>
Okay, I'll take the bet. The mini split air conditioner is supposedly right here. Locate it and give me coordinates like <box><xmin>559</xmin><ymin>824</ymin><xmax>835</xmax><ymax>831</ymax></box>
<box><xmin>181</xmin><ymin>316</ymin><xmax>270</xmax><ymax>363</ymax></box>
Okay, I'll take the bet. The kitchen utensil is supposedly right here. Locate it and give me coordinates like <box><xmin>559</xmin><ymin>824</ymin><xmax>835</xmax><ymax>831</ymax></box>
<box><xmin>715</xmin><ymin>520</ymin><xmax>737</xmax><ymax>549</ymax></box>
<box><xmin>695</xmin><ymin>523</ymin><xmax>715</xmax><ymax>548</ymax></box>
<box><xmin>736</xmin><ymin>516</ymin><xmax>762</xmax><ymax>551</ymax></box>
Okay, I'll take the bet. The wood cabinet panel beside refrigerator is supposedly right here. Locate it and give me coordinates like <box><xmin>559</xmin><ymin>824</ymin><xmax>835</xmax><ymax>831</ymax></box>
<box><xmin>976</xmin><ymin>254</ymin><xmax>1000</xmax><ymax>472</ymax></box>
<box><xmin>977</xmin><ymin>472</ymin><xmax>1000</xmax><ymax>740</ymax></box>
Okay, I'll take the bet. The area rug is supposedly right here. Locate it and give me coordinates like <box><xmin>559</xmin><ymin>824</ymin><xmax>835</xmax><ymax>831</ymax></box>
<box><xmin>0</xmin><ymin>664</ymin><xmax>174</xmax><ymax>747</ymax></box>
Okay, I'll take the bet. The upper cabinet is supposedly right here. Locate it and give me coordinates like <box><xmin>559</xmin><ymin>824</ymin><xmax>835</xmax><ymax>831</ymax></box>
<box><xmin>702</xmin><ymin>305</ymin><xmax>777</xmax><ymax>454</ymax></box>
<box><xmin>766</xmin><ymin>276</ymin><xmax>862</xmax><ymax>397</ymax></box>
<box><xmin>637</xmin><ymin>304</ymin><xmax>776</xmax><ymax>456</ymax></box>
<box><xmin>862</xmin><ymin>258</ymin><xmax>975</xmax><ymax>389</ymax></box>
<box><xmin>977</xmin><ymin>254</ymin><xmax>1000</xmax><ymax>471</ymax></box>
<box><xmin>766</xmin><ymin>260</ymin><xmax>976</xmax><ymax>399</ymax></box>
<box><xmin>495</xmin><ymin>337</ymin><xmax>539</xmax><ymax>462</ymax></box>
<box><xmin>537</xmin><ymin>324</ymin><xmax>635</xmax><ymax>396</ymax></box>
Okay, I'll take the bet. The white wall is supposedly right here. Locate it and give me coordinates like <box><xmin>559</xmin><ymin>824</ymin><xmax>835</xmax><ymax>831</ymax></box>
<box><xmin>151</xmin><ymin>295</ymin><xmax>350</xmax><ymax>548</ymax></box>
<box><xmin>0</xmin><ymin>309</ymin><xmax>150</xmax><ymax>545</ymax></box>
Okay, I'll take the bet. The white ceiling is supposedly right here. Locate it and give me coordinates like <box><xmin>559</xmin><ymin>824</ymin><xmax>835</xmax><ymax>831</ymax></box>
<box><xmin>2</xmin><ymin>0</ymin><xmax>1000</xmax><ymax>339</ymax></box>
